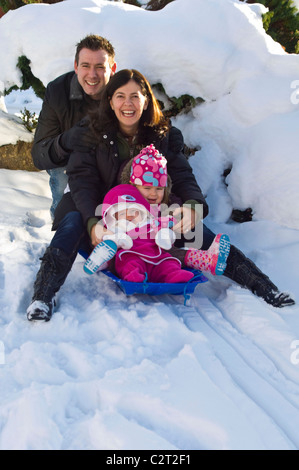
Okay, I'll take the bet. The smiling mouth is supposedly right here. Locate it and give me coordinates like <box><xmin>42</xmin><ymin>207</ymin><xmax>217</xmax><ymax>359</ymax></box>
<box><xmin>86</xmin><ymin>81</ymin><xmax>100</xmax><ymax>86</ymax></box>
<box><xmin>122</xmin><ymin>111</ymin><xmax>135</xmax><ymax>117</ymax></box>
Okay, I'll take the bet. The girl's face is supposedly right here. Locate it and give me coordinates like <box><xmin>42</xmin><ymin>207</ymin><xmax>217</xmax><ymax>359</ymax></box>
<box><xmin>110</xmin><ymin>79</ymin><xmax>148</xmax><ymax>135</ymax></box>
<box><xmin>136</xmin><ymin>185</ymin><xmax>165</xmax><ymax>205</ymax></box>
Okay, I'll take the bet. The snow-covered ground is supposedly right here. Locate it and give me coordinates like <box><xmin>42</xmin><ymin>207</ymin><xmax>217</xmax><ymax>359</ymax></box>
<box><xmin>0</xmin><ymin>165</ymin><xmax>299</xmax><ymax>451</ymax></box>
<box><xmin>1</xmin><ymin>0</ymin><xmax>299</xmax><ymax>450</ymax></box>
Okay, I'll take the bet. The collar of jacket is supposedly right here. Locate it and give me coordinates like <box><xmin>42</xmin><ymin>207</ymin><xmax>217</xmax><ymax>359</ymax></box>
<box><xmin>69</xmin><ymin>73</ymin><xmax>84</xmax><ymax>101</ymax></box>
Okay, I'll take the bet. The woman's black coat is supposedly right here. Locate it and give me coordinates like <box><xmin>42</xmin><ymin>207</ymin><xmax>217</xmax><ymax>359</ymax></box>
<box><xmin>65</xmin><ymin>125</ymin><xmax>208</xmax><ymax>227</ymax></box>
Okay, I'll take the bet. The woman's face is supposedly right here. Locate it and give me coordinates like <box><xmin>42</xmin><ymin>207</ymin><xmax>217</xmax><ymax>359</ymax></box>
<box><xmin>110</xmin><ymin>79</ymin><xmax>148</xmax><ymax>135</ymax></box>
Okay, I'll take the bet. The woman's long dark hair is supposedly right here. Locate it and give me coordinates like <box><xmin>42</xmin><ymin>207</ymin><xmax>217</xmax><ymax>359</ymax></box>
<box><xmin>90</xmin><ymin>69</ymin><xmax>169</xmax><ymax>139</ymax></box>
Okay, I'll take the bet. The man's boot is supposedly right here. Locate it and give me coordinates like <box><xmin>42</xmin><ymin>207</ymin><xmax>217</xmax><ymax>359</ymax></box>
<box><xmin>27</xmin><ymin>246</ymin><xmax>74</xmax><ymax>321</ymax></box>
<box><xmin>224</xmin><ymin>245</ymin><xmax>295</xmax><ymax>308</ymax></box>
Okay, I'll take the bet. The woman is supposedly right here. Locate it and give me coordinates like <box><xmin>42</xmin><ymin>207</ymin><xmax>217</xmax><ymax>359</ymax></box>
<box><xmin>27</xmin><ymin>69</ymin><xmax>294</xmax><ymax>321</ymax></box>
<box><xmin>67</xmin><ymin>68</ymin><xmax>208</xmax><ymax>246</ymax></box>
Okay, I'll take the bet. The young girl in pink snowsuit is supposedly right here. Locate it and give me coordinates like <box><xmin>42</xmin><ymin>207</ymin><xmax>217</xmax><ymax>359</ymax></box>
<box><xmin>87</xmin><ymin>144</ymin><xmax>231</xmax><ymax>283</ymax></box>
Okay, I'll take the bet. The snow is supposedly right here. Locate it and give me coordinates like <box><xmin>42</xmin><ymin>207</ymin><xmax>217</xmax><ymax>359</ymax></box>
<box><xmin>293</xmin><ymin>0</ymin><xmax>299</xmax><ymax>11</ymax></box>
<box><xmin>1</xmin><ymin>0</ymin><xmax>299</xmax><ymax>229</ymax></box>
<box><xmin>0</xmin><ymin>0</ymin><xmax>299</xmax><ymax>451</ymax></box>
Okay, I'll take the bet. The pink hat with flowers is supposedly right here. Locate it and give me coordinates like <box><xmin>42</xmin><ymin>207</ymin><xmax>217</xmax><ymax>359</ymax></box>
<box><xmin>130</xmin><ymin>144</ymin><xmax>168</xmax><ymax>187</ymax></box>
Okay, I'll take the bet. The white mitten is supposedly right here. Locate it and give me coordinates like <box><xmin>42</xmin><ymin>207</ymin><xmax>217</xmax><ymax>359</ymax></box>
<box><xmin>103</xmin><ymin>232</ymin><xmax>133</xmax><ymax>250</ymax></box>
<box><xmin>155</xmin><ymin>228</ymin><xmax>176</xmax><ymax>250</ymax></box>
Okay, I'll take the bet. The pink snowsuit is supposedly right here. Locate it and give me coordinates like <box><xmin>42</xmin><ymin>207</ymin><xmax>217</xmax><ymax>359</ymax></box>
<box><xmin>102</xmin><ymin>185</ymin><xmax>194</xmax><ymax>284</ymax></box>
<box><xmin>115</xmin><ymin>231</ymin><xmax>193</xmax><ymax>283</ymax></box>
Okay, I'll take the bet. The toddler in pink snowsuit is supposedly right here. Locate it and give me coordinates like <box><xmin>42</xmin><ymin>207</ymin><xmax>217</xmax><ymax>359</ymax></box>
<box><xmin>102</xmin><ymin>183</ymin><xmax>194</xmax><ymax>283</ymax></box>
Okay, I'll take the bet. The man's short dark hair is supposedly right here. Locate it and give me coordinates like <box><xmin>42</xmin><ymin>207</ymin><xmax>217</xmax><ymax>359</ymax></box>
<box><xmin>75</xmin><ymin>34</ymin><xmax>115</xmax><ymax>65</ymax></box>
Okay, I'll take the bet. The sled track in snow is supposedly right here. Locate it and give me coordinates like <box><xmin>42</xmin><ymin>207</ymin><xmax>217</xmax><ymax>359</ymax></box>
<box><xmin>165</xmin><ymin>288</ymin><xmax>299</xmax><ymax>449</ymax></box>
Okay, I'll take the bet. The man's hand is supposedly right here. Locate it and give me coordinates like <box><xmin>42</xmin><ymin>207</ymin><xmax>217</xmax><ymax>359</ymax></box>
<box><xmin>60</xmin><ymin>117</ymin><xmax>99</xmax><ymax>152</ymax></box>
<box><xmin>90</xmin><ymin>222</ymin><xmax>114</xmax><ymax>247</ymax></box>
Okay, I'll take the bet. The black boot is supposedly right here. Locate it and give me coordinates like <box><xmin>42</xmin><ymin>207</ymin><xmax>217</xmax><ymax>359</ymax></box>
<box><xmin>224</xmin><ymin>245</ymin><xmax>295</xmax><ymax>308</ymax></box>
<box><xmin>27</xmin><ymin>246</ymin><xmax>74</xmax><ymax>321</ymax></box>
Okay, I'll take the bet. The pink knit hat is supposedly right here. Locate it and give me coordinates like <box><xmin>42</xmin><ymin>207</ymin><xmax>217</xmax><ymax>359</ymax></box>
<box><xmin>130</xmin><ymin>144</ymin><xmax>168</xmax><ymax>187</ymax></box>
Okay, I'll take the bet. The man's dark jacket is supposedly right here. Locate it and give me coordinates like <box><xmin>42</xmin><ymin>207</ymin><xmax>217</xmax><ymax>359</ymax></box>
<box><xmin>32</xmin><ymin>71</ymin><xmax>93</xmax><ymax>170</ymax></box>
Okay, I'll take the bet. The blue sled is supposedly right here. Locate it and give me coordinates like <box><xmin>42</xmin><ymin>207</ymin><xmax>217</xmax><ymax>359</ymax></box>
<box><xmin>79</xmin><ymin>250</ymin><xmax>208</xmax><ymax>303</ymax></box>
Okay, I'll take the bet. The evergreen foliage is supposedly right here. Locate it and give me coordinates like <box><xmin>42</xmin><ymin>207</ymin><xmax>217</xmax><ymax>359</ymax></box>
<box><xmin>0</xmin><ymin>0</ymin><xmax>41</xmax><ymax>13</ymax></box>
<box><xmin>122</xmin><ymin>0</ymin><xmax>142</xmax><ymax>6</ymax></box>
<box><xmin>20</xmin><ymin>107</ymin><xmax>38</xmax><ymax>132</ymax></box>
<box><xmin>5</xmin><ymin>55</ymin><xmax>45</xmax><ymax>99</ymax></box>
<box><xmin>152</xmin><ymin>82</ymin><xmax>204</xmax><ymax>119</ymax></box>
<box><xmin>242</xmin><ymin>0</ymin><xmax>299</xmax><ymax>53</ymax></box>
<box><xmin>146</xmin><ymin>0</ymin><xmax>175</xmax><ymax>10</ymax></box>
<box><xmin>0</xmin><ymin>0</ymin><xmax>62</xmax><ymax>13</ymax></box>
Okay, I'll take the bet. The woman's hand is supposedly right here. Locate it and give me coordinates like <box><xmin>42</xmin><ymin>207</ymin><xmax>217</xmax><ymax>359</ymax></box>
<box><xmin>172</xmin><ymin>206</ymin><xmax>198</xmax><ymax>234</ymax></box>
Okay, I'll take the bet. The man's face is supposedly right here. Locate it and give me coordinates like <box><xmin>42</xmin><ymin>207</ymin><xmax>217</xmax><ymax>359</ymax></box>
<box><xmin>74</xmin><ymin>48</ymin><xmax>116</xmax><ymax>100</ymax></box>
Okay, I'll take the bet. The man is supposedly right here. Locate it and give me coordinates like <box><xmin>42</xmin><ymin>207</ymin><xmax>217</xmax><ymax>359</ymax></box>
<box><xmin>32</xmin><ymin>34</ymin><xmax>116</xmax><ymax>218</ymax></box>
<box><xmin>26</xmin><ymin>35</ymin><xmax>117</xmax><ymax>321</ymax></box>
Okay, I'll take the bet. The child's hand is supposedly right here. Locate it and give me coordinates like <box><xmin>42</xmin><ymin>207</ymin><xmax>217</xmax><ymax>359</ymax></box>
<box><xmin>172</xmin><ymin>207</ymin><xmax>197</xmax><ymax>234</ymax></box>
